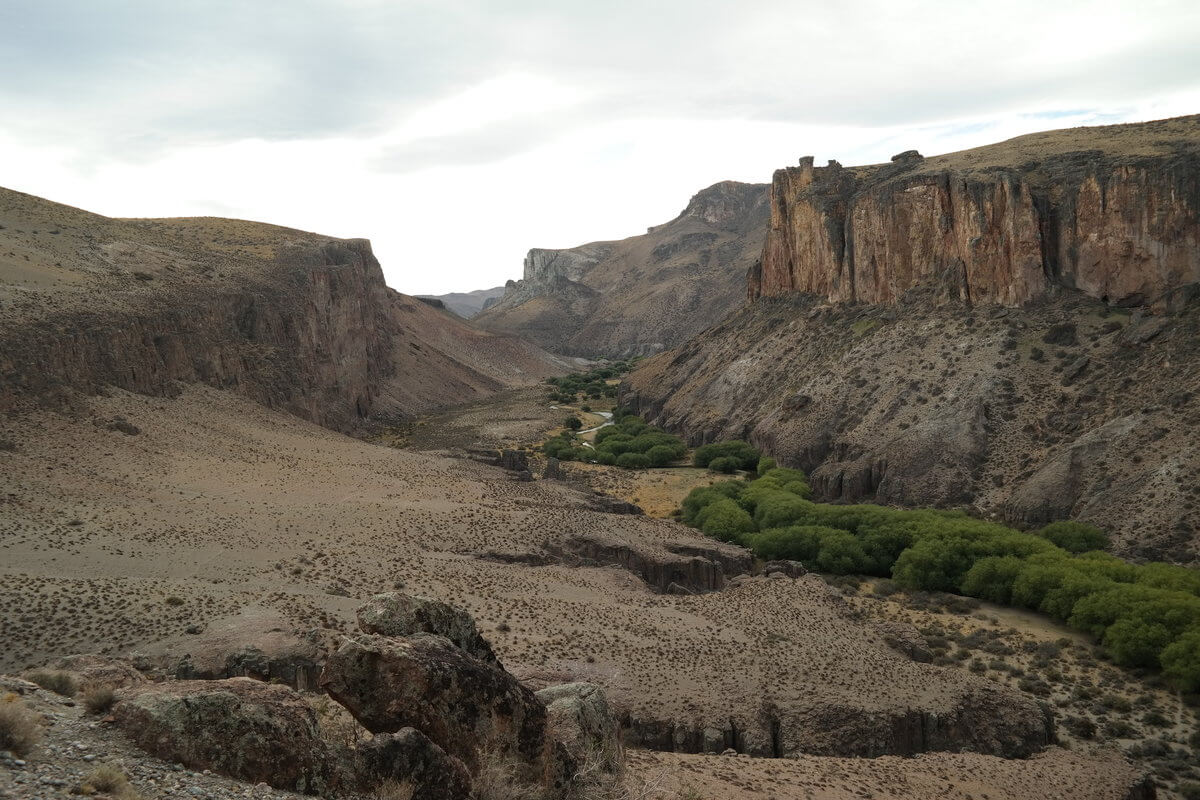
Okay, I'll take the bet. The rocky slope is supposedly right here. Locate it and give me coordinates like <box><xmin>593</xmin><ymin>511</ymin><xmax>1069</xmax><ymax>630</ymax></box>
<box><xmin>626</xmin><ymin>117</ymin><xmax>1200</xmax><ymax>561</ymax></box>
<box><xmin>417</xmin><ymin>285</ymin><xmax>506</xmax><ymax>318</ymax></box>
<box><xmin>475</xmin><ymin>180</ymin><xmax>768</xmax><ymax>357</ymax></box>
<box><xmin>752</xmin><ymin>115</ymin><xmax>1200</xmax><ymax>309</ymax></box>
<box><xmin>0</xmin><ymin>186</ymin><xmax>568</xmax><ymax>432</ymax></box>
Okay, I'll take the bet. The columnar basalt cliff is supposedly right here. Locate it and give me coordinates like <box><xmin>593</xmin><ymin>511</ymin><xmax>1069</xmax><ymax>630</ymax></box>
<box><xmin>476</xmin><ymin>180</ymin><xmax>769</xmax><ymax>357</ymax></box>
<box><xmin>752</xmin><ymin>116</ymin><xmax>1200</xmax><ymax>309</ymax></box>
<box><xmin>0</xmin><ymin>187</ymin><xmax>567</xmax><ymax>432</ymax></box>
<box><xmin>627</xmin><ymin>116</ymin><xmax>1200</xmax><ymax>560</ymax></box>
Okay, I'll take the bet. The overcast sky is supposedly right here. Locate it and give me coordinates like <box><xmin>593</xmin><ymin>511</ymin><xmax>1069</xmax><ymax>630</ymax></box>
<box><xmin>2</xmin><ymin>1</ymin><xmax>1199</xmax><ymax>295</ymax></box>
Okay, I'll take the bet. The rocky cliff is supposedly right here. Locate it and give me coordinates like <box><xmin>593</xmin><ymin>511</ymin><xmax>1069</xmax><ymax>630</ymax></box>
<box><xmin>476</xmin><ymin>180</ymin><xmax>768</xmax><ymax>357</ymax></box>
<box><xmin>626</xmin><ymin>117</ymin><xmax>1200</xmax><ymax>561</ymax></box>
<box><xmin>0</xmin><ymin>187</ymin><xmax>567</xmax><ymax>431</ymax></box>
<box><xmin>752</xmin><ymin>115</ymin><xmax>1200</xmax><ymax>309</ymax></box>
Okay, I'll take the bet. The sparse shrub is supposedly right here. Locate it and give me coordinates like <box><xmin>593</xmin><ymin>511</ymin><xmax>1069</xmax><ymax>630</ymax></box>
<box><xmin>373</xmin><ymin>778</ymin><xmax>416</xmax><ymax>800</ymax></box>
<box><xmin>80</xmin><ymin>764</ymin><xmax>137</xmax><ymax>798</ymax></box>
<box><xmin>165</xmin><ymin>595</ymin><xmax>185</xmax><ymax>606</ymax></box>
<box><xmin>83</xmin><ymin>686</ymin><xmax>116</xmax><ymax>715</ymax></box>
<box><xmin>26</xmin><ymin>669</ymin><xmax>77</xmax><ymax>697</ymax></box>
<box><xmin>1179</xmin><ymin>782</ymin><xmax>1200</xmax><ymax>800</ymax></box>
<box><xmin>0</xmin><ymin>696</ymin><xmax>43</xmax><ymax>756</ymax></box>
<box><xmin>1142</xmin><ymin>710</ymin><xmax>1171</xmax><ymax>727</ymax></box>
<box><xmin>1063</xmin><ymin>715</ymin><xmax>1097</xmax><ymax>739</ymax></box>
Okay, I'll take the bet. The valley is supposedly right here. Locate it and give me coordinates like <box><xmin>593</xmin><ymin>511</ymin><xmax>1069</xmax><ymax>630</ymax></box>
<box><xmin>3</xmin><ymin>113</ymin><xmax>1200</xmax><ymax>800</ymax></box>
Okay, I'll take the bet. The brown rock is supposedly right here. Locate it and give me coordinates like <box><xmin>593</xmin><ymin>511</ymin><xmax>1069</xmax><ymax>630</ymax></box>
<box><xmin>320</xmin><ymin>634</ymin><xmax>553</xmax><ymax>784</ymax></box>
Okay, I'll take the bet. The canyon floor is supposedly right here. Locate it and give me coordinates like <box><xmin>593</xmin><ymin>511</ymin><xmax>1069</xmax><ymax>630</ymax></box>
<box><xmin>0</xmin><ymin>382</ymin><xmax>1185</xmax><ymax>798</ymax></box>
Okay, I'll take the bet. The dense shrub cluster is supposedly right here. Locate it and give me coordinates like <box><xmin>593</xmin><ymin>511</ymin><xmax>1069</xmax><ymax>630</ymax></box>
<box><xmin>544</xmin><ymin>362</ymin><xmax>633</xmax><ymax>404</ymax></box>
<box><xmin>543</xmin><ymin>412</ymin><xmax>686</xmax><ymax>469</ymax></box>
<box><xmin>682</xmin><ymin>468</ymin><xmax>1200</xmax><ymax>691</ymax></box>
<box><xmin>692</xmin><ymin>440</ymin><xmax>760</xmax><ymax>472</ymax></box>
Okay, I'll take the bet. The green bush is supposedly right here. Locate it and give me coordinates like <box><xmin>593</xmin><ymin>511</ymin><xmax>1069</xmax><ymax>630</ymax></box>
<box><xmin>693</xmin><ymin>440</ymin><xmax>759</xmax><ymax>470</ymax></box>
<box><xmin>646</xmin><ymin>444</ymin><xmax>683</xmax><ymax>467</ymax></box>
<box><xmin>1038</xmin><ymin>520</ymin><xmax>1108</xmax><ymax>553</ymax></box>
<box><xmin>1161</xmin><ymin>629</ymin><xmax>1200</xmax><ymax>693</ymax></box>
<box><xmin>756</xmin><ymin>456</ymin><xmax>777</xmax><ymax>476</ymax></box>
<box><xmin>707</xmin><ymin>456</ymin><xmax>740</xmax><ymax>474</ymax></box>
<box><xmin>593</xmin><ymin>450</ymin><xmax>616</xmax><ymax>466</ymax></box>
<box><xmin>615</xmin><ymin>452</ymin><xmax>651</xmax><ymax>470</ymax></box>
<box><xmin>564</xmin><ymin>416</ymin><xmax>583</xmax><ymax>431</ymax></box>
<box><xmin>698</xmin><ymin>499</ymin><xmax>754</xmax><ymax>541</ymax></box>
<box><xmin>960</xmin><ymin>556</ymin><xmax>1025</xmax><ymax>604</ymax></box>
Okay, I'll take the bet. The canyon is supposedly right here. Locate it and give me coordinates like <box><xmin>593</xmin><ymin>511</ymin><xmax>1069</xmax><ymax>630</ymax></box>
<box><xmin>475</xmin><ymin>180</ymin><xmax>768</xmax><ymax>357</ymax></box>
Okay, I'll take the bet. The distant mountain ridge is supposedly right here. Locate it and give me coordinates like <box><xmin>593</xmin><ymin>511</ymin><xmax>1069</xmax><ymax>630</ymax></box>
<box><xmin>474</xmin><ymin>180</ymin><xmax>769</xmax><ymax>358</ymax></box>
<box><xmin>417</xmin><ymin>285</ymin><xmax>506</xmax><ymax>318</ymax></box>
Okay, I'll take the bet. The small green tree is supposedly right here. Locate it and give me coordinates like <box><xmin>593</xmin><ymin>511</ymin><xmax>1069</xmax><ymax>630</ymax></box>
<box><xmin>756</xmin><ymin>456</ymin><xmax>777</xmax><ymax>477</ymax></box>
<box><xmin>960</xmin><ymin>556</ymin><xmax>1025</xmax><ymax>604</ymax></box>
<box><xmin>615</xmin><ymin>452</ymin><xmax>652</xmax><ymax>470</ymax></box>
<box><xmin>708</xmin><ymin>456</ymin><xmax>740</xmax><ymax>474</ymax></box>
<box><xmin>1161</xmin><ymin>628</ymin><xmax>1200</xmax><ymax>692</ymax></box>
<box><xmin>699</xmin><ymin>499</ymin><xmax>754</xmax><ymax>542</ymax></box>
<box><xmin>564</xmin><ymin>416</ymin><xmax>583</xmax><ymax>431</ymax></box>
<box><xmin>1038</xmin><ymin>520</ymin><xmax>1108</xmax><ymax>553</ymax></box>
<box><xmin>1103</xmin><ymin>618</ymin><xmax>1173</xmax><ymax>667</ymax></box>
<box><xmin>646</xmin><ymin>444</ymin><xmax>681</xmax><ymax>467</ymax></box>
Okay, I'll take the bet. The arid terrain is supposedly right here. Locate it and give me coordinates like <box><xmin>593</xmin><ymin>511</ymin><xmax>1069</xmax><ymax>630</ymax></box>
<box><xmin>4</xmin><ymin>117</ymin><xmax>1199</xmax><ymax>800</ymax></box>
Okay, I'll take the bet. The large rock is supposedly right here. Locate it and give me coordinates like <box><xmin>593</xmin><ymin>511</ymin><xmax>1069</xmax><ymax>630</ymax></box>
<box><xmin>113</xmin><ymin>678</ymin><xmax>333</xmax><ymax>794</ymax></box>
<box><xmin>320</xmin><ymin>634</ymin><xmax>552</xmax><ymax>783</ymax></box>
<box><xmin>356</xmin><ymin>592</ymin><xmax>498</xmax><ymax>665</ymax></box>
<box><xmin>54</xmin><ymin>654</ymin><xmax>148</xmax><ymax>689</ymax></box>
<box><xmin>535</xmin><ymin>683</ymin><xmax>621</xmax><ymax>773</ymax></box>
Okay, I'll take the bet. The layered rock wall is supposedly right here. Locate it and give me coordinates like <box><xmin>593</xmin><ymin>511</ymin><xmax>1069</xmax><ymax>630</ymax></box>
<box><xmin>753</xmin><ymin>129</ymin><xmax>1200</xmax><ymax>309</ymax></box>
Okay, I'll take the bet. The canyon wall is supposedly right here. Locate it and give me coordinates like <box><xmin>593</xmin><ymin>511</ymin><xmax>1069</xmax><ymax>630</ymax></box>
<box><xmin>0</xmin><ymin>187</ymin><xmax>566</xmax><ymax>432</ymax></box>
<box><xmin>627</xmin><ymin>116</ymin><xmax>1200</xmax><ymax>561</ymax></box>
<box><xmin>752</xmin><ymin>116</ymin><xmax>1200</xmax><ymax>309</ymax></box>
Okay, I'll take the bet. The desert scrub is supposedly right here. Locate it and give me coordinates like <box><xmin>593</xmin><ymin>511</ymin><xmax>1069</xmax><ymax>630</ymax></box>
<box><xmin>0</xmin><ymin>694</ymin><xmax>44</xmax><ymax>756</ymax></box>
<box><xmin>83</xmin><ymin>685</ymin><xmax>116</xmax><ymax>714</ymax></box>
<box><xmin>25</xmin><ymin>669</ymin><xmax>77</xmax><ymax>696</ymax></box>
<box><xmin>80</xmin><ymin>764</ymin><xmax>139</xmax><ymax>799</ymax></box>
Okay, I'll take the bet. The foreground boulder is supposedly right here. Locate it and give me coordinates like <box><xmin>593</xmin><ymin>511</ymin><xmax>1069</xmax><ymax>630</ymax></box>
<box><xmin>321</xmin><ymin>633</ymin><xmax>552</xmax><ymax>783</ymax></box>
<box><xmin>356</xmin><ymin>592</ymin><xmax>498</xmax><ymax>665</ymax></box>
<box><xmin>113</xmin><ymin>678</ymin><xmax>332</xmax><ymax>794</ymax></box>
<box><xmin>536</xmin><ymin>682</ymin><xmax>621</xmax><ymax>773</ymax></box>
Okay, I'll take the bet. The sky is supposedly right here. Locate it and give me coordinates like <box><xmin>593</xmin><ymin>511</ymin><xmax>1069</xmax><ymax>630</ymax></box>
<box><xmin>1</xmin><ymin>1</ymin><xmax>1199</xmax><ymax>295</ymax></box>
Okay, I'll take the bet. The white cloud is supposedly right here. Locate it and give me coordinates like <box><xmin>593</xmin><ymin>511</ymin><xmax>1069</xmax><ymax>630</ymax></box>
<box><xmin>0</xmin><ymin>1</ymin><xmax>1198</xmax><ymax>294</ymax></box>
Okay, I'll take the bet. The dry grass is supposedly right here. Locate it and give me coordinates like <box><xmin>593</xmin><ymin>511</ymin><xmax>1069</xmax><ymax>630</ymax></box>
<box><xmin>0</xmin><ymin>694</ymin><xmax>43</xmax><ymax>756</ymax></box>
<box><xmin>372</xmin><ymin>778</ymin><xmax>415</xmax><ymax>800</ymax></box>
<box><xmin>79</xmin><ymin>763</ymin><xmax>140</xmax><ymax>798</ymax></box>
<box><xmin>82</xmin><ymin>685</ymin><xmax>117</xmax><ymax>715</ymax></box>
<box><xmin>25</xmin><ymin>669</ymin><xmax>77</xmax><ymax>697</ymax></box>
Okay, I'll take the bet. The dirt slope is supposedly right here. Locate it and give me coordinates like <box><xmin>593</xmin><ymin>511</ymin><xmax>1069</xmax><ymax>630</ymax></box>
<box><xmin>476</xmin><ymin>181</ymin><xmax>768</xmax><ymax>358</ymax></box>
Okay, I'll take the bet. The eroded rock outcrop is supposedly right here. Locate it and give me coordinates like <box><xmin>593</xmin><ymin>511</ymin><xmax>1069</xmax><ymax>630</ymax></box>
<box><xmin>752</xmin><ymin>116</ymin><xmax>1200</xmax><ymax>310</ymax></box>
<box><xmin>547</xmin><ymin>534</ymin><xmax>752</xmax><ymax>593</ymax></box>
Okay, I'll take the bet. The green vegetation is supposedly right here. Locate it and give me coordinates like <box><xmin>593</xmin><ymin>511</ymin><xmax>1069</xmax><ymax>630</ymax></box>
<box><xmin>692</xmin><ymin>440</ymin><xmax>760</xmax><ymax>472</ymax></box>
<box><xmin>543</xmin><ymin>411</ymin><xmax>686</xmax><ymax>470</ymax></box>
<box><xmin>544</xmin><ymin>361</ymin><xmax>635</xmax><ymax>404</ymax></box>
<box><xmin>681</xmin><ymin>467</ymin><xmax>1200</xmax><ymax>690</ymax></box>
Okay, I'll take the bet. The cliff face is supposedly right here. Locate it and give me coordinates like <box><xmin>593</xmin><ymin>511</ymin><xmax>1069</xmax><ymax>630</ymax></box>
<box><xmin>753</xmin><ymin>116</ymin><xmax>1200</xmax><ymax>309</ymax></box>
<box><xmin>476</xmin><ymin>181</ymin><xmax>769</xmax><ymax>357</ymax></box>
<box><xmin>626</xmin><ymin>117</ymin><xmax>1200</xmax><ymax>562</ymax></box>
<box><xmin>0</xmin><ymin>187</ymin><xmax>567</xmax><ymax>431</ymax></box>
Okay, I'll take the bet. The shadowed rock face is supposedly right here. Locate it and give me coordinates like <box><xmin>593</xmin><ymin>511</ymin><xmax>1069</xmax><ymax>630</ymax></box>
<box><xmin>752</xmin><ymin>116</ymin><xmax>1200</xmax><ymax>310</ymax></box>
<box><xmin>547</xmin><ymin>533</ymin><xmax>753</xmax><ymax>593</ymax></box>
